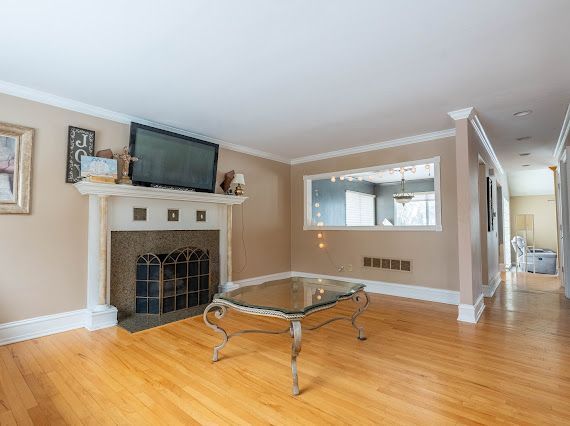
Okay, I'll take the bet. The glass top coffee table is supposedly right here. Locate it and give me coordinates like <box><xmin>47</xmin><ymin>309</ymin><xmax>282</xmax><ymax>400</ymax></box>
<box><xmin>203</xmin><ymin>276</ymin><xmax>369</xmax><ymax>395</ymax></box>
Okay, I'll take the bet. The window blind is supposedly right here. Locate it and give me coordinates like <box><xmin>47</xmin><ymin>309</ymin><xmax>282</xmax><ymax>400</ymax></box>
<box><xmin>345</xmin><ymin>190</ymin><xmax>376</xmax><ymax>226</ymax></box>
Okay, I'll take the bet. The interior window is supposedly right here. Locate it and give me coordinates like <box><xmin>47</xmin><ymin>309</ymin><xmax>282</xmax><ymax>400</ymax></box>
<box><xmin>345</xmin><ymin>190</ymin><xmax>376</xmax><ymax>226</ymax></box>
<box><xmin>304</xmin><ymin>157</ymin><xmax>441</xmax><ymax>231</ymax></box>
<box><xmin>394</xmin><ymin>192</ymin><xmax>436</xmax><ymax>226</ymax></box>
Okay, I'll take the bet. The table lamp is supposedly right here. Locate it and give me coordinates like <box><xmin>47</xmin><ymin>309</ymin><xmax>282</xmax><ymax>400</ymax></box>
<box><xmin>233</xmin><ymin>173</ymin><xmax>245</xmax><ymax>196</ymax></box>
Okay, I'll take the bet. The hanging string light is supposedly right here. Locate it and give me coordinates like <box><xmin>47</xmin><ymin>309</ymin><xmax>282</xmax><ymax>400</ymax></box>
<box><xmin>313</xmin><ymin>188</ymin><xmax>326</xmax><ymax>249</ymax></box>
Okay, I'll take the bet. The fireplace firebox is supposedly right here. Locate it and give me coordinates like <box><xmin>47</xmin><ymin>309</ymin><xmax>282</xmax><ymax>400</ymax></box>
<box><xmin>135</xmin><ymin>247</ymin><xmax>211</xmax><ymax>315</ymax></box>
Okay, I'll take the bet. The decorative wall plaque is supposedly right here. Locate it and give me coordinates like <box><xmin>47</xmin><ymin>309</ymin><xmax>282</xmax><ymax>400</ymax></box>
<box><xmin>167</xmin><ymin>209</ymin><xmax>180</xmax><ymax>222</ymax></box>
<box><xmin>66</xmin><ymin>126</ymin><xmax>95</xmax><ymax>183</ymax></box>
<box><xmin>133</xmin><ymin>207</ymin><xmax>147</xmax><ymax>221</ymax></box>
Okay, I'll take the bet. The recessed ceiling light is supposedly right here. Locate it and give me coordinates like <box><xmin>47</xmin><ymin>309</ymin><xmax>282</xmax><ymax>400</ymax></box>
<box><xmin>516</xmin><ymin>136</ymin><xmax>531</xmax><ymax>141</ymax></box>
<box><xmin>522</xmin><ymin>164</ymin><xmax>531</xmax><ymax>167</ymax></box>
<box><xmin>513</xmin><ymin>110</ymin><xmax>532</xmax><ymax>117</ymax></box>
<box><xmin>519</xmin><ymin>153</ymin><xmax>531</xmax><ymax>156</ymax></box>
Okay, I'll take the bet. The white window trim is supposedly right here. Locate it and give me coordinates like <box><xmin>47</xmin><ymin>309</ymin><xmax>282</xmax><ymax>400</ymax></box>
<box><xmin>303</xmin><ymin>156</ymin><xmax>442</xmax><ymax>232</ymax></box>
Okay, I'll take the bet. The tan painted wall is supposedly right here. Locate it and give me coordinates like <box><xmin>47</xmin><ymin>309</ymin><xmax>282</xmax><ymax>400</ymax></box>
<box><xmin>478</xmin><ymin>163</ymin><xmax>489</xmax><ymax>284</ymax></box>
<box><xmin>217</xmin><ymin>149</ymin><xmax>291</xmax><ymax>281</ymax></box>
<box><xmin>0</xmin><ymin>94</ymin><xmax>290</xmax><ymax>323</ymax></box>
<box><xmin>510</xmin><ymin>195</ymin><xmax>557</xmax><ymax>252</ymax></box>
<box><xmin>478</xmin><ymin>161</ymin><xmax>501</xmax><ymax>286</ymax></box>
<box><xmin>455</xmin><ymin>119</ymin><xmax>504</xmax><ymax>304</ymax></box>
<box><xmin>291</xmin><ymin>137</ymin><xmax>460</xmax><ymax>291</ymax></box>
<box><xmin>476</xmin><ymin>141</ymin><xmax>502</xmax><ymax>288</ymax></box>
<box><xmin>455</xmin><ymin>119</ymin><xmax>481</xmax><ymax>304</ymax></box>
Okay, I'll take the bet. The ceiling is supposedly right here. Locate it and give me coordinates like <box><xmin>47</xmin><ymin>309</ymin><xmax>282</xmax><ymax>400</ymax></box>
<box><xmin>1</xmin><ymin>1</ymin><xmax>569</xmax><ymax>174</ymax></box>
<box><xmin>508</xmin><ymin>169</ymin><xmax>555</xmax><ymax>196</ymax></box>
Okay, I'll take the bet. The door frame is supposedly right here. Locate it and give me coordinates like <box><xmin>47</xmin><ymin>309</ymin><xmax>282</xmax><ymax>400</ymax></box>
<box><xmin>557</xmin><ymin>149</ymin><xmax>569</xmax><ymax>297</ymax></box>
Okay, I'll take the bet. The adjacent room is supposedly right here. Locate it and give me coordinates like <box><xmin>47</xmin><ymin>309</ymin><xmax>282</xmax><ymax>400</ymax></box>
<box><xmin>1</xmin><ymin>1</ymin><xmax>569</xmax><ymax>424</ymax></box>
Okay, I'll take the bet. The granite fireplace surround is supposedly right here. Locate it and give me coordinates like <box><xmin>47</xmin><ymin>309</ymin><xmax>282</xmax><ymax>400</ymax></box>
<box><xmin>111</xmin><ymin>230</ymin><xmax>219</xmax><ymax>332</ymax></box>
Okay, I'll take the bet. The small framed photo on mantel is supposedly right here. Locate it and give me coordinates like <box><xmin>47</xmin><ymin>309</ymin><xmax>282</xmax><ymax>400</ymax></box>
<box><xmin>66</xmin><ymin>126</ymin><xmax>95</xmax><ymax>183</ymax></box>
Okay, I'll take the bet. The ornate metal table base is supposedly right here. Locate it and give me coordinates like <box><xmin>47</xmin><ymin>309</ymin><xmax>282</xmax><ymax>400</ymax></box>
<box><xmin>203</xmin><ymin>290</ymin><xmax>369</xmax><ymax>395</ymax></box>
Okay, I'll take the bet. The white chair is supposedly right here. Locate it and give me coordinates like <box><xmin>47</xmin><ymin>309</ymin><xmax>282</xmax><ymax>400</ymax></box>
<box><xmin>511</xmin><ymin>236</ymin><xmax>535</xmax><ymax>273</ymax></box>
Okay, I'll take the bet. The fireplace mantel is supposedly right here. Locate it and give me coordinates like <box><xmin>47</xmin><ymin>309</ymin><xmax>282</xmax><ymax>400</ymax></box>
<box><xmin>74</xmin><ymin>181</ymin><xmax>246</xmax><ymax>331</ymax></box>
<box><xmin>74</xmin><ymin>181</ymin><xmax>247</xmax><ymax>205</ymax></box>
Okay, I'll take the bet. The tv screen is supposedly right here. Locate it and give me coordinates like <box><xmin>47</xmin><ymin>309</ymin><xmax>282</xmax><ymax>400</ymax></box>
<box><xmin>129</xmin><ymin>123</ymin><xmax>219</xmax><ymax>193</ymax></box>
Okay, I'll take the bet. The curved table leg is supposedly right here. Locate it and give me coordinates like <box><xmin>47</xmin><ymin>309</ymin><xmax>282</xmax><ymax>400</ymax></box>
<box><xmin>351</xmin><ymin>291</ymin><xmax>369</xmax><ymax>340</ymax></box>
<box><xmin>290</xmin><ymin>320</ymin><xmax>302</xmax><ymax>396</ymax></box>
<box><xmin>203</xmin><ymin>303</ymin><xmax>229</xmax><ymax>362</ymax></box>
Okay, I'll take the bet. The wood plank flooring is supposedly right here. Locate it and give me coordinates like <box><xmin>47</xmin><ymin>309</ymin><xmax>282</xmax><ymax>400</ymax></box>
<box><xmin>1</xmin><ymin>272</ymin><xmax>569</xmax><ymax>424</ymax></box>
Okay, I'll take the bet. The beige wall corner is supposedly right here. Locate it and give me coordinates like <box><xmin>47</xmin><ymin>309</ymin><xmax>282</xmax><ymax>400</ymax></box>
<box><xmin>454</xmin><ymin>117</ymin><xmax>482</xmax><ymax>305</ymax></box>
<box><xmin>290</xmin><ymin>137</ymin><xmax>459</xmax><ymax>292</ymax></box>
<box><xmin>217</xmin><ymin>148</ymin><xmax>291</xmax><ymax>281</ymax></box>
<box><xmin>453</xmin><ymin>112</ymin><xmax>505</xmax><ymax>307</ymax></box>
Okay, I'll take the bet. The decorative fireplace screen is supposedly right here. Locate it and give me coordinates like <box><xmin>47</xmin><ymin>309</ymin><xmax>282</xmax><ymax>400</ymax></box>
<box><xmin>135</xmin><ymin>247</ymin><xmax>210</xmax><ymax>314</ymax></box>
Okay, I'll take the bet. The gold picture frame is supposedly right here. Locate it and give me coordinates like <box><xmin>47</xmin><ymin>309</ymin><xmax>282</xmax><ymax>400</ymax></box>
<box><xmin>0</xmin><ymin>122</ymin><xmax>34</xmax><ymax>214</ymax></box>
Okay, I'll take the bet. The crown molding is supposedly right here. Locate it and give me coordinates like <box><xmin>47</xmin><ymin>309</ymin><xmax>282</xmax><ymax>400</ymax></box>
<box><xmin>470</xmin><ymin>114</ymin><xmax>504</xmax><ymax>175</ymax></box>
<box><xmin>290</xmin><ymin>128</ymin><xmax>456</xmax><ymax>165</ymax></box>
<box><xmin>553</xmin><ymin>103</ymin><xmax>570</xmax><ymax>160</ymax></box>
<box><xmin>0</xmin><ymin>79</ymin><xmax>291</xmax><ymax>164</ymax></box>
<box><xmin>448</xmin><ymin>107</ymin><xmax>474</xmax><ymax>121</ymax></box>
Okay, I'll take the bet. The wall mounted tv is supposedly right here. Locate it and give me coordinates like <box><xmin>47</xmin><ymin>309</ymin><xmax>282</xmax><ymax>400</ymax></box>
<box><xmin>129</xmin><ymin>123</ymin><xmax>219</xmax><ymax>193</ymax></box>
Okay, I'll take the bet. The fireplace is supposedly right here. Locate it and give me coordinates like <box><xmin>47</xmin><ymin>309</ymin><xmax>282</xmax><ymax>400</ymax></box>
<box><xmin>111</xmin><ymin>230</ymin><xmax>219</xmax><ymax>332</ymax></box>
<box><xmin>135</xmin><ymin>247</ymin><xmax>211</xmax><ymax>315</ymax></box>
<box><xmin>74</xmin><ymin>181</ymin><xmax>245</xmax><ymax>332</ymax></box>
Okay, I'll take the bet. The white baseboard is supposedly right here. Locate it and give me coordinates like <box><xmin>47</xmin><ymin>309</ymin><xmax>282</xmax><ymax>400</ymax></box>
<box><xmin>457</xmin><ymin>293</ymin><xmax>485</xmax><ymax>323</ymax></box>
<box><xmin>85</xmin><ymin>306</ymin><xmax>118</xmax><ymax>331</ymax></box>
<box><xmin>291</xmin><ymin>271</ymin><xmax>459</xmax><ymax>305</ymax></box>
<box><xmin>0</xmin><ymin>306</ymin><xmax>119</xmax><ymax>346</ymax></box>
<box><xmin>0</xmin><ymin>309</ymin><xmax>87</xmax><ymax>346</ymax></box>
<box><xmin>1</xmin><ymin>270</ymin><xmax>462</xmax><ymax>346</ymax></box>
<box><xmin>482</xmin><ymin>272</ymin><xmax>501</xmax><ymax>298</ymax></box>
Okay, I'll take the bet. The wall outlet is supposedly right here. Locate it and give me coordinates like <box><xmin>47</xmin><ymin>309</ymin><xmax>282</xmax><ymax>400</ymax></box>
<box><xmin>347</xmin><ymin>264</ymin><xmax>353</xmax><ymax>272</ymax></box>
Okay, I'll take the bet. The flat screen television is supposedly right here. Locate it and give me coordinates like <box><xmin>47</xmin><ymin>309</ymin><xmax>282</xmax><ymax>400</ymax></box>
<box><xmin>128</xmin><ymin>123</ymin><xmax>219</xmax><ymax>193</ymax></box>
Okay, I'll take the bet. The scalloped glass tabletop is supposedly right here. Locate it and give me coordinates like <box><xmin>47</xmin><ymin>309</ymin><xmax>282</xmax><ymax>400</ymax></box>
<box><xmin>214</xmin><ymin>276</ymin><xmax>365</xmax><ymax>314</ymax></box>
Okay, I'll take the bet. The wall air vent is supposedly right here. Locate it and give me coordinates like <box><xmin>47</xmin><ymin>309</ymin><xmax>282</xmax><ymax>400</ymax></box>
<box><xmin>362</xmin><ymin>256</ymin><xmax>412</xmax><ymax>272</ymax></box>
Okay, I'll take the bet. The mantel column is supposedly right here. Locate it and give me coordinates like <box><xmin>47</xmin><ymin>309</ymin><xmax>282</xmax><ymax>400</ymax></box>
<box><xmin>85</xmin><ymin>194</ymin><xmax>117</xmax><ymax>331</ymax></box>
<box><xmin>226</xmin><ymin>204</ymin><xmax>233</xmax><ymax>285</ymax></box>
<box><xmin>97</xmin><ymin>195</ymin><xmax>109</xmax><ymax>308</ymax></box>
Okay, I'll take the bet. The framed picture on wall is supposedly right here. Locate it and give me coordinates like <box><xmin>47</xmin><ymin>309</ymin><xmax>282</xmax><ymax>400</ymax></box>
<box><xmin>0</xmin><ymin>122</ymin><xmax>34</xmax><ymax>214</ymax></box>
<box><xmin>66</xmin><ymin>126</ymin><xmax>95</xmax><ymax>183</ymax></box>
<box><xmin>487</xmin><ymin>177</ymin><xmax>494</xmax><ymax>231</ymax></box>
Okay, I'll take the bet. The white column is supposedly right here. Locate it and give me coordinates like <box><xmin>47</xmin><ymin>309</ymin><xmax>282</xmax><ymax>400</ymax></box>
<box><xmin>96</xmin><ymin>195</ymin><xmax>109</xmax><ymax>308</ymax></box>
<box><xmin>227</xmin><ymin>204</ymin><xmax>233</xmax><ymax>283</ymax></box>
<box><xmin>85</xmin><ymin>195</ymin><xmax>117</xmax><ymax>330</ymax></box>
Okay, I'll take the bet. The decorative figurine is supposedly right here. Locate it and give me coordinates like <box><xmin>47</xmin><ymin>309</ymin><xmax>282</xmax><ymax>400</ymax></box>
<box><xmin>232</xmin><ymin>173</ymin><xmax>245</xmax><ymax>196</ymax></box>
<box><xmin>114</xmin><ymin>146</ymin><xmax>138</xmax><ymax>184</ymax></box>
<box><xmin>96</xmin><ymin>148</ymin><xmax>114</xmax><ymax>159</ymax></box>
<box><xmin>220</xmin><ymin>170</ymin><xmax>235</xmax><ymax>194</ymax></box>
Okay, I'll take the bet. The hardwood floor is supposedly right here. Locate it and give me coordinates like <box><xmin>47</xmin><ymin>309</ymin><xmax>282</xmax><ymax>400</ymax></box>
<box><xmin>1</xmin><ymin>273</ymin><xmax>569</xmax><ymax>425</ymax></box>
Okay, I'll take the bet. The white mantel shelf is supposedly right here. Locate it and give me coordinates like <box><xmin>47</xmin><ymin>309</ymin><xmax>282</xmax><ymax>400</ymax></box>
<box><xmin>74</xmin><ymin>181</ymin><xmax>247</xmax><ymax>204</ymax></box>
